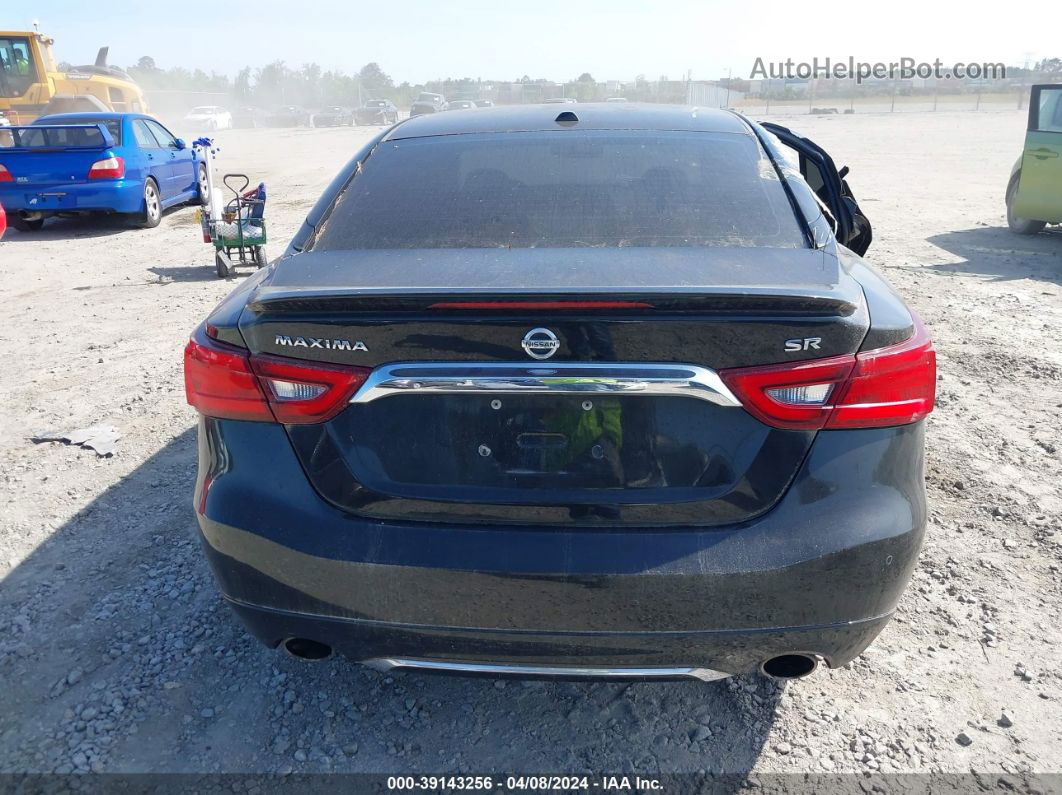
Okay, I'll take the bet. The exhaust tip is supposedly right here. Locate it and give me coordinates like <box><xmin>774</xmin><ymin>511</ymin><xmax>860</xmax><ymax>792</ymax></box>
<box><xmin>281</xmin><ymin>637</ymin><xmax>333</xmax><ymax>662</ymax></box>
<box><xmin>761</xmin><ymin>654</ymin><xmax>818</xmax><ymax>680</ymax></box>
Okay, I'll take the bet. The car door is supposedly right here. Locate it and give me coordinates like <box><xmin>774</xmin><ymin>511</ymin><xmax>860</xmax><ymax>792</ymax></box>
<box><xmin>146</xmin><ymin>119</ymin><xmax>195</xmax><ymax>200</ymax></box>
<box><xmin>1012</xmin><ymin>85</ymin><xmax>1062</xmax><ymax>223</ymax></box>
<box><xmin>130</xmin><ymin>118</ymin><xmax>171</xmax><ymax>198</ymax></box>
<box><xmin>761</xmin><ymin>122</ymin><xmax>873</xmax><ymax>255</ymax></box>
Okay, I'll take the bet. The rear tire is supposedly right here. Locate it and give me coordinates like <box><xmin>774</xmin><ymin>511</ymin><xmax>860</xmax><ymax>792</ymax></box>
<box><xmin>134</xmin><ymin>179</ymin><xmax>162</xmax><ymax>228</ymax></box>
<box><xmin>195</xmin><ymin>164</ymin><xmax>210</xmax><ymax>207</ymax></box>
<box><xmin>215</xmin><ymin>251</ymin><xmax>231</xmax><ymax>278</ymax></box>
<box><xmin>1006</xmin><ymin>173</ymin><xmax>1046</xmax><ymax>235</ymax></box>
<box><xmin>11</xmin><ymin>216</ymin><xmax>45</xmax><ymax>232</ymax></box>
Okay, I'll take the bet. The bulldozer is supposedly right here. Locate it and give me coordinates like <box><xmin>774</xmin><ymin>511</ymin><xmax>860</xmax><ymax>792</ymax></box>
<box><xmin>0</xmin><ymin>29</ymin><xmax>148</xmax><ymax>124</ymax></box>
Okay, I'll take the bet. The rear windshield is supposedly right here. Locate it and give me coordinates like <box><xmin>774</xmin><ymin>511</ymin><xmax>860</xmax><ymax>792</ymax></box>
<box><xmin>4</xmin><ymin>119</ymin><xmax>119</xmax><ymax>148</ymax></box>
<box><xmin>39</xmin><ymin>117</ymin><xmax>121</xmax><ymax>145</ymax></box>
<box><xmin>313</xmin><ymin>131</ymin><xmax>806</xmax><ymax>250</ymax></box>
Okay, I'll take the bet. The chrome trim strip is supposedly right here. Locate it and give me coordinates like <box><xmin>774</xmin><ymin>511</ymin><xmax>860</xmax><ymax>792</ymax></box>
<box><xmin>350</xmin><ymin>362</ymin><xmax>741</xmax><ymax>407</ymax></box>
<box><xmin>361</xmin><ymin>657</ymin><xmax>731</xmax><ymax>682</ymax></box>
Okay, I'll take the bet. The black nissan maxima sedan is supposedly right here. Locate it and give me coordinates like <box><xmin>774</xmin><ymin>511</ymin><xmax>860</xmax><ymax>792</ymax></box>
<box><xmin>185</xmin><ymin>104</ymin><xmax>935</xmax><ymax>682</ymax></box>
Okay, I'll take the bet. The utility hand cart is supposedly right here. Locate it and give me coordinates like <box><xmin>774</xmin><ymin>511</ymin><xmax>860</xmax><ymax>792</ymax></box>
<box><xmin>192</xmin><ymin>137</ymin><xmax>269</xmax><ymax>278</ymax></box>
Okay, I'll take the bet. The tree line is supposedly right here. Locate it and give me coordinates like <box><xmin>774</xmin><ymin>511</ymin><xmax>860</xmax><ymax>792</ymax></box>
<box><xmin>123</xmin><ymin>57</ymin><xmax>408</xmax><ymax>107</ymax></box>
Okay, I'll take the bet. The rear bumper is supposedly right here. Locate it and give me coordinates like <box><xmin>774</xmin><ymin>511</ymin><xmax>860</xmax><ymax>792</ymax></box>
<box><xmin>230</xmin><ymin>600</ymin><xmax>892</xmax><ymax>675</ymax></box>
<box><xmin>0</xmin><ymin>179</ymin><xmax>144</xmax><ymax>214</ymax></box>
<box><xmin>195</xmin><ymin>418</ymin><xmax>926</xmax><ymax>674</ymax></box>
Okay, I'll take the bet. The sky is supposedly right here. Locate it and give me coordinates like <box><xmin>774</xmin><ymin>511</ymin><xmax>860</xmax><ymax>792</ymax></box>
<box><xmin>12</xmin><ymin>0</ymin><xmax>1058</xmax><ymax>84</ymax></box>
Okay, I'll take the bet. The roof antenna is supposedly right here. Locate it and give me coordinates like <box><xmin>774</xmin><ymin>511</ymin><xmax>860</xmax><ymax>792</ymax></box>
<box><xmin>555</xmin><ymin>110</ymin><xmax>578</xmax><ymax>125</ymax></box>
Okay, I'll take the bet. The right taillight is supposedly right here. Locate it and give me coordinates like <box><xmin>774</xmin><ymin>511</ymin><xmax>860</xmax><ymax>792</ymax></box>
<box><xmin>184</xmin><ymin>326</ymin><xmax>371</xmax><ymax>424</ymax></box>
<box><xmin>825</xmin><ymin>317</ymin><xmax>936</xmax><ymax>429</ymax></box>
<box><xmin>720</xmin><ymin>316</ymin><xmax>935</xmax><ymax>431</ymax></box>
<box><xmin>87</xmin><ymin>156</ymin><xmax>125</xmax><ymax>180</ymax></box>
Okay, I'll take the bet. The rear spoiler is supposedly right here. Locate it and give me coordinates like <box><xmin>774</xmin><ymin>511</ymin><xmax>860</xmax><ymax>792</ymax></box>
<box><xmin>249</xmin><ymin>289</ymin><xmax>859</xmax><ymax>317</ymax></box>
<box><xmin>0</xmin><ymin>124</ymin><xmax>115</xmax><ymax>151</ymax></box>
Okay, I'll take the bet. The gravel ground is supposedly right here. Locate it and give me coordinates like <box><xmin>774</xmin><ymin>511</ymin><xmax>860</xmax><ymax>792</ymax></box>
<box><xmin>0</xmin><ymin>111</ymin><xmax>1059</xmax><ymax>783</ymax></box>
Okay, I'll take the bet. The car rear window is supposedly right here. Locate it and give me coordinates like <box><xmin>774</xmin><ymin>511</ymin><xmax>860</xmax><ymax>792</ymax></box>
<box><xmin>4</xmin><ymin>120</ymin><xmax>119</xmax><ymax>148</ymax></box>
<box><xmin>33</xmin><ymin>117</ymin><xmax>122</xmax><ymax>145</ymax></box>
<box><xmin>313</xmin><ymin>131</ymin><xmax>806</xmax><ymax>250</ymax></box>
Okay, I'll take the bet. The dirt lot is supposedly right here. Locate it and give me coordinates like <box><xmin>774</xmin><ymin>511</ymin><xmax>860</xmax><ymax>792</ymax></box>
<box><xmin>0</xmin><ymin>111</ymin><xmax>1060</xmax><ymax>782</ymax></box>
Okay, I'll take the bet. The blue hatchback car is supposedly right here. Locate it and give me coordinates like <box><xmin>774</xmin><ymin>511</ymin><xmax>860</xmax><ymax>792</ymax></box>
<box><xmin>0</xmin><ymin>112</ymin><xmax>207</xmax><ymax>231</ymax></box>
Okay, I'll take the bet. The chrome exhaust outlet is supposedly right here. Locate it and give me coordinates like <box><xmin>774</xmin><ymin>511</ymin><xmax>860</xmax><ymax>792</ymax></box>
<box><xmin>18</xmin><ymin>211</ymin><xmax>44</xmax><ymax>222</ymax></box>
<box><xmin>281</xmin><ymin>637</ymin><xmax>334</xmax><ymax>662</ymax></box>
<box><xmin>761</xmin><ymin>654</ymin><xmax>818</xmax><ymax>680</ymax></box>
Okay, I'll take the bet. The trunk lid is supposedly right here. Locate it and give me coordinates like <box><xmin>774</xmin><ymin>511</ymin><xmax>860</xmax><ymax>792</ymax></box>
<box><xmin>242</xmin><ymin>247</ymin><xmax>869</xmax><ymax>527</ymax></box>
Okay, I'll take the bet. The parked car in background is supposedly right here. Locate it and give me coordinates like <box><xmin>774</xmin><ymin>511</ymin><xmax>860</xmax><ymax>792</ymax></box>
<box><xmin>184</xmin><ymin>104</ymin><xmax>934</xmax><ymax>684</ymax></box>
<box><xmin>446</xmin><ymin>99</ymin><xmax>476</xmax><ymax>111</ymax></box>
<box><xmin>474</xmin><ymin>99</ymin><xmax>494</xmax><ymax>108</ymax></box>
<box><xmin>313</xmin><ymin>106</ymin><xmax>354</xmax><ymax>127</ymax></box>
<box><xmin>0</xmin><ymin>112</ymin><xmax>206</xmax><ymax>231</ymax></box>
<box><xmin>183</xmin><ymin>106</ymin><xmax>233</xmax><ymax>130</ymax></box>
<box><xmin>1007</xmin><ymin>84</ymin><xmax>1062</xmax><ymax>235</ymax></box>
<box><xmin>543</xmin><ymin>97</ymin><xmax>577</xmax><ymax>104</ymax></box>
<box><xmin>232</xmin><ymin>106</ymin><xmax>268</xmax><ymax>128</ymax></box>
<box><xmin>409</xmin><ymin>93</ymin><xmax>446</xmax><ymax>117</ymax></box>
<box><xmin>354</xmin><ymin>100</ymin><xmax>399</xmax><ymax>125</ymax></box>
<box><xmin>269</xmin><ymin>105</ymin><xmax>312</xmax><ymax>127</ymax></box>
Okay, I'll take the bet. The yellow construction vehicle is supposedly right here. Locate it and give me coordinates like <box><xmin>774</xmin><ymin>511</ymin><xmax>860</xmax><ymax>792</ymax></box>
<box><xmin>0</xmin><ymin>29</ymin><xmax>147</xmax><ymax>124</ymax></box>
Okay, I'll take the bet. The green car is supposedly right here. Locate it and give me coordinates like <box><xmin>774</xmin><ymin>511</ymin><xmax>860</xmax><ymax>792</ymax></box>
<box><xmin>1007</xmin><ymin>84</ymin><xmax>1062</xmax><ymax>234</ymax></box>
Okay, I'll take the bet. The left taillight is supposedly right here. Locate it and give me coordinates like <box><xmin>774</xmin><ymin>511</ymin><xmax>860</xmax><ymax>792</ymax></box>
<box><xmin>0</xmin><ymin>164</ymin><xmax>13</xmax><ymax>183</ymax></box>
<box><xmin>249</xmin><ymin>354</ymin><xmax>372</xmax><ymax>424</ymax></box>
<box><xmin>184</xmin><ymin>328</ymin><xmax>274</xmax><ymax>422</ymax></box>
<box><xmin>184</xmin><ymin>327</ymin><xmax>371</xmax><ymax>424</ymax></box>
<box><xmin>87</xmin><ymin>156</ymin><xmax>125</xmax><ymax>180</ymax></box>
<box><xmin>720</xmin><ymin>316</ymin><xmax>936</xmax><ymax>431</ymax></box>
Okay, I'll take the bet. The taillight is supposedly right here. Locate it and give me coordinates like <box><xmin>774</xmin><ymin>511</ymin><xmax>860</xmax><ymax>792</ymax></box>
<box><xmin>249</xmin><ymin>354</ymin><xmax>372</xmax><ymax>423</ymax></box>
<box><xmin>184</xmin><ymin>327</ymin><xmax>371</xmax><ymax>424</ymax></box>
<box><xmin>184</xmin><ymin>328</ymin><xmax>273</xmax><ymax>422</ymax></box>
<box><xmin>720</xmin><ymin>317</ymin><xmax>935</xmax><ymax>431</ymax></box>
<box><xmin>826</xmin><ymin>319</ymin><xmax>936</xmax><ymax>429</ymax></box>
<box><xmin>720</xmin><ymin>355</ymin><xmax>855</xmax><ymax>430</ymax></box>
<box><xmin>87</xmin><ymin>156</ymin><xmax>125</xmax><ymax>180</ymax></box>
<box><xmin>0</xmin><ymin>164</ymin><xmax>13</xmax><ymax>183</ymax></box>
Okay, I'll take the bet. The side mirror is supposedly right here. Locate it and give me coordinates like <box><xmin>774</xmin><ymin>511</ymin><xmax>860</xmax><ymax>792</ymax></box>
<box><xmin>174</xmin><ymin>138</ymin><xmax>186</xmax><ymax>150</ymax></box>
<box><xmin>838</xmin><ymin>165</ymin><xmax>849</xmax><ymax>179</ymax></box>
